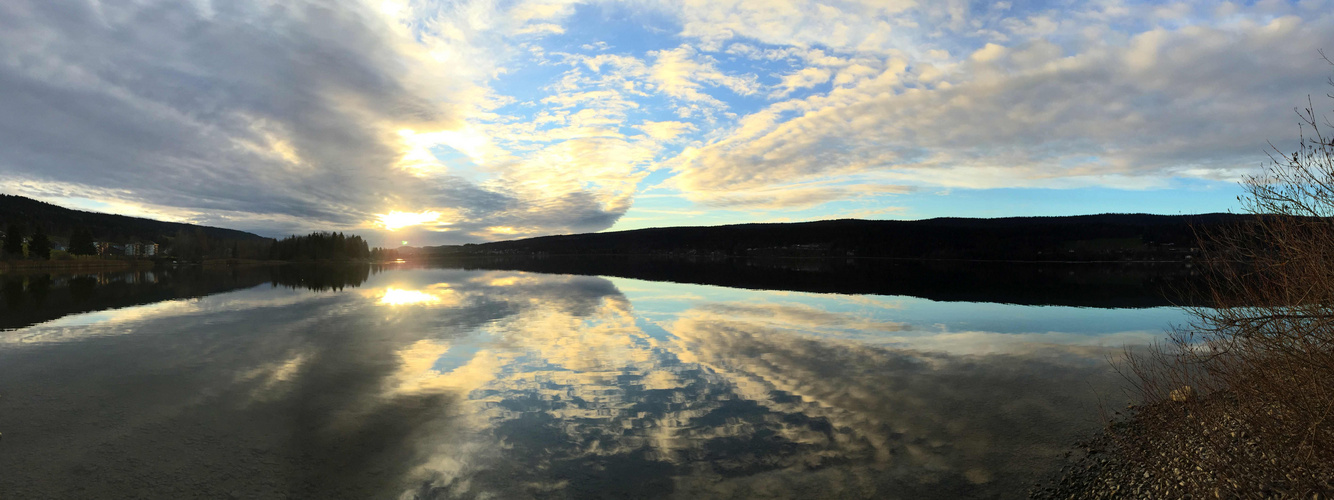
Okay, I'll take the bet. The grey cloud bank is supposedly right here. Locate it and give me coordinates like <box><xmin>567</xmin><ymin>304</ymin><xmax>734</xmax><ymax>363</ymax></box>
<box><xmin>0</xmin><ymin>0</ymin><xmax>628</xmax><ymax>243</ymax></box>
<box><xmin>1</xmin><ymin>1</ymin><xmax>437</xmax><ymax>229</ymax></box>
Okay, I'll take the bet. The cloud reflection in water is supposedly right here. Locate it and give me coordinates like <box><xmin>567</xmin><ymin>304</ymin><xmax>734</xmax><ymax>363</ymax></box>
<box><xmin>375</xmin><ymin>272</ymin><xmax>1172</xmax><ymax>498</ymax></box>
<box><xmin>0</xmin><ymin>268</ymin><xmax>1185</xmax><ymax>499</ymax></box>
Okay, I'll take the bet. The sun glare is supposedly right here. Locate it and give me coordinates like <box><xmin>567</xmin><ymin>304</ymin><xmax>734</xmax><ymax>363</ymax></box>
<box><xmin>379</xmin><ymin>288</ymin><xmax>441</xmax><ymax>306</ymax></box>
<box><xmin>378</xmin><ymin>210</ymin><xmax>442</xmax><ymax>231</ymax></box>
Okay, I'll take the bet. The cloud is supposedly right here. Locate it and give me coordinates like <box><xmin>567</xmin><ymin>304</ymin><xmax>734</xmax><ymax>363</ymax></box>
<box><xmin>0</xmin><ymin>0</ymin><xmax>640</xmax><ymax>243</ymax></box>
<box><xmin>0</xmin><ymin>1</ymin><xmax>460</xmax><ymax>233</ymax></box>
<box><xmin>647</xmin><ymin>44</ymin><xmax>761</xmax><ymax>116</ymax></box>
<box><xmin>773</xmin><ymin>67</ymin><xmax>833</xmax><ymax>98</ymax></box>
<box><xmin>1</xmin><ymin>0</ymin><xmax>1332</xmax><ymax>241</ymax></box>
<box><xmin>689</xmin><ymin>182</ymin><xmax>916</xmax><ymax>210</ymax></box>
<box><xmin>665</xmin><ymin>0</ymin><xmax>917</xmax><ymax>53</ymax></box>
<box><xmin>635</xmin><ymin>120</ymin><xmax>696</xmax><ymax>142</ymax></box>
<box><xmin>667</xmin><ymin>11</ymin><xmax>1334</xmax><ymax>204</ymax></box>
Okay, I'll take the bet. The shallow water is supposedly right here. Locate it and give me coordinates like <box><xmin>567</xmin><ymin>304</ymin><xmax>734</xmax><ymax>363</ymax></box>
<box><xmin>0</xmin><ymin>265</ymin><xmax>1188</xmax><ymax>499</ymax></box>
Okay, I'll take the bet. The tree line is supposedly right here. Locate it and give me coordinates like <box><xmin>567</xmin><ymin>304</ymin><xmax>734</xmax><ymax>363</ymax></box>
<box><xmin>3</xmin><ymin>218</ymin><xmax>380</xmax><ymax>263</ymax></box>
<box><xmin>268</xmin><ymin>232</ymin><xmax>371</xmax><ymax>261</ymax></box>
<box><xmin>2</xmin><ymin>222</ymin><xmax>54</xmax><ymax>259</ymax></box>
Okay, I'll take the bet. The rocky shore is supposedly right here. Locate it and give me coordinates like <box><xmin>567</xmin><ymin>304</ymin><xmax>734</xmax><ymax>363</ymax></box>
<box><xmin>1031</xmin><ymin>395</ymin><xmax>1333</xmax><ymax>499</ymax></box>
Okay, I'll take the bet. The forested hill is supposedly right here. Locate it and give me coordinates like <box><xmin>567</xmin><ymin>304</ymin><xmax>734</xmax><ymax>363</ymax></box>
<box><xmin>432</xmin><ymin>213</ymin><xmax>1257</xmax><ymax>261</ymax></box>
<box><xmin>0</xmin><ymin>194</ymin><xmax>266</xmax><ymax>243</ymax></box>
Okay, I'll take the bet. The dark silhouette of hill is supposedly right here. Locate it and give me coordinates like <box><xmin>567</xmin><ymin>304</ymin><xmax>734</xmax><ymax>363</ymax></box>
<box><xmin>432</xmin><ymin>213</ymin><xmax>1254</xmax><ymax>262</ymax></box>
<box><xmin>0</xmin><ymin>194</ymin><xmax>267</xmax><ymax>244</ymax></box>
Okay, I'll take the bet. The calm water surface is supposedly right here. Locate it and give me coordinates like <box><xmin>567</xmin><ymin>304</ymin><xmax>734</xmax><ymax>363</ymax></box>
<box><xmin>0</xmin><ymin>265</ymin><xmax>1188</xmax><ymax>499</ymax></box>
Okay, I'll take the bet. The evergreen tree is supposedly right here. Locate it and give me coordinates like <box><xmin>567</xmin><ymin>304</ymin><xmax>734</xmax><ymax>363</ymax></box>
<box><xmin>270</xmin><ymin>231</ymin><xmax>371</xmax><ymax>261</ymax></box>
<box><xmin>3</xmin><ymin>223</ymin><xmax>24</xmax><ymax>257</ymax></box>
<box><xmin>29</xmin><ymin>226</ymin><xmax>51</xmax><ymax>260</ymax></box>
<box><xmin>69</xmin><ymin>226</ymin><xmax>96</xmax><ymax>255</ymax></box>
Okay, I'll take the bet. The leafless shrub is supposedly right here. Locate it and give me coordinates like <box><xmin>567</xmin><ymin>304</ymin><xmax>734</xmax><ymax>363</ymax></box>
<box><xmin>1117</xmin><ymin>55</ymin><xmax>1334</xmax><ymax>498</ymax></box>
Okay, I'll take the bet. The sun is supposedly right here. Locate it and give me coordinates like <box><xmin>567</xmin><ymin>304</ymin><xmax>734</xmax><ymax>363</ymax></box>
<box><xmin>377</xmin><ymin>210</ymin><xmax>442</xmax><ymax>231</ymax></box>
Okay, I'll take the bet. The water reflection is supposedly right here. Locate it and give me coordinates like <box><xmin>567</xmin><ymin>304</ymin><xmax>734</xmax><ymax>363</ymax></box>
<box><xmin>379</xmin><ymin>288</ymin><xmax>444</xmax><ymax>306</ymax></box>
<box><xmin>444</xmin><ymin>255</ymin><xmax>1208</xmax><ymax>307</ymax></box>
<box><xmin>268</xmin><ymin>263</ymin><xmax>372</xmax><ymax>292</ymax></box>
<box><xmin>0</xmin><ymin>265</ymin><xmax>376</xmax><ymax>332</ymax></box>
<box><xmin>0</xmin><ymin>267</ymin><xmax>1184</xmax><ymax>499</ymax></box>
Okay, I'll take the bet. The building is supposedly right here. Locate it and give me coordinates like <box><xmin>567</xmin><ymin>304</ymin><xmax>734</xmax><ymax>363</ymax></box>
<box><xmin>122</xmin><ymin>242</ymin><xmax>159</xmax><ymax>257</ymax></box>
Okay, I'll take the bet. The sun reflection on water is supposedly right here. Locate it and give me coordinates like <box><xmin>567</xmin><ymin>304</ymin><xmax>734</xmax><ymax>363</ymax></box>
<box><xmin>378</xmin><ymin>287</ymin><xmax>442</xmax><ymax>306</ymax></box>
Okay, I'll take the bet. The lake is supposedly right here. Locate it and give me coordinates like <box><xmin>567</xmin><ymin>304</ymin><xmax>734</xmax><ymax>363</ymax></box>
<box><xmin>0</xmin><ymin>263</ymin><xmax>1191</xmax><ymax>499</ymax></box>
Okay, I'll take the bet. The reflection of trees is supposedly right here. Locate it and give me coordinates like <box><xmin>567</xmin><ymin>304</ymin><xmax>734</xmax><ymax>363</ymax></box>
<box><xmin>0</xmin><ymin>268</ymin><xmax>277</xmax><ymax>330</ymax></box>
<box><xmin>443</xmin><ymin>256</ymin><xmax>1208</xmax><ymax>308</ymax></box>
<box><xmin>3</xmin><ymin>277</ymin><xmax>24</xmax><ymax>309</ymax></box>
<box><xmin>26</xmin><ymin>274</ymin><xmax>51</xmax><ymax>307</ymax></box>
<box><xmin>267</xmin><ymin>263</ymin><xmax>372</xmax><ymax>292</ymax></box>
<box><xmin>68</xmin><ymin>275</ymin><xmax>97</xmax><ymax>302</ymax></box>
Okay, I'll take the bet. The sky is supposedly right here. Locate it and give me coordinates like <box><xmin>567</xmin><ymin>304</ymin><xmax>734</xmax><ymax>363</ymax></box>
<box><xmin>1</xmin><ymin>0</ymin><xmax>1332</xmax><ymax>246</ymax></box>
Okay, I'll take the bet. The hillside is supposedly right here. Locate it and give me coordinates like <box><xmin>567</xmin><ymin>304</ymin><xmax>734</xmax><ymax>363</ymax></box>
<box><xmin>431</xmin><ymin>213</ymin><xmax>1254</xmax><ymax>262</ymax></box>
<box><xmin>0</xmin><ymin>194</ymin><xmax>267</xmax><ymax>244</ymax></box>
